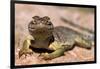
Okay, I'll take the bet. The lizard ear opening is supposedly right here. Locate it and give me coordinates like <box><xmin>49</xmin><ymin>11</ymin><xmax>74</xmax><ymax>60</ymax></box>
<box><xmin>32</xmin><ymin>16</ymin><xmax>40</xmax><ymax>20</ymax></box>
<box><xmin>43</xmin><ymin>16</ymin><xmax>50</xmax><ymax>21</ymax></box>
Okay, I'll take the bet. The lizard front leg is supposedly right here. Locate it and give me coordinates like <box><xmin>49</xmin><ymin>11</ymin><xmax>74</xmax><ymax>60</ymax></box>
<box><xmin>41</xmin><ymin>41</ymin><xmax>74</xmax><ymax>60</ymax></box>
<box><xmin>19</xmin><ymin>39</ymin><xmax>33</xmax><ymax>58</ymax></box>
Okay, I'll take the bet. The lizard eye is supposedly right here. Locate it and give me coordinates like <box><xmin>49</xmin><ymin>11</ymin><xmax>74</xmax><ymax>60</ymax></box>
<box><xmin>32</xmin><ymin>16</ymin><xmax>40</xmax><ymax>20</ymax></box>
<box><xmin>43</xmin><ymin>16</ymin><xmax>50</xmax><ymax>21</ymax></box>
<box><xmin>32</xmin><ymin>16</ymin><xmax>40</xmax><ymax>24</ymax></box>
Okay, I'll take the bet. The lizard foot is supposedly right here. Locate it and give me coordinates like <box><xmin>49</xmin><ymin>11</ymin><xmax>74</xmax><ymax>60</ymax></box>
<box><xmin>40</xmin><ymin>53</ymin><xmax>52</xmax><ymax>60</ymax></box>
<box><xmin>19</xmin><ymin>49</ymin><xmax>33</xmax><ymax>59</ymax></box>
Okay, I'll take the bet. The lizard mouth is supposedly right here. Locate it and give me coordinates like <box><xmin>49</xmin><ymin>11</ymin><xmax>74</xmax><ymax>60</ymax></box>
<box><xmin>28</xmin><ymin>24</ymin><xmax>52</xmax><ymax>33</ymax></box>
<box><xmin>28</xmin><ymin>24</ymin><xmax>53</xmax><ymax>35</ymax></box>
<box><xmin>29</xmin><ymin>28</ymin><xmax>52</xmax><ymax>34</ymax></box>
<box><xmin>28</xmin><ymin>23</ymin><xmax>51</xmax><ymax>30</ymax></box>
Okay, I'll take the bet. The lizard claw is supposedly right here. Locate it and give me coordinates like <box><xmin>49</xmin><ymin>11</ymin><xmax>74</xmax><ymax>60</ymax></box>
<box><xmin>19</xmin><ymin>49</ymin><xmax>33</xmax><ymax>59</ymax></box>
<box><xmin>19</xmin><ymin>50</ymin><xmax>23</xmax><ymax>58</ymax></box>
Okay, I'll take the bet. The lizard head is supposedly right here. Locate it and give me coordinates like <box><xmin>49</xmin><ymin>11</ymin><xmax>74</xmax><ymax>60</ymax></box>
<box><xmin>28</xmin><ymin>16</ymin><xmax>54</xmax><ymax>40</ymax></box>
